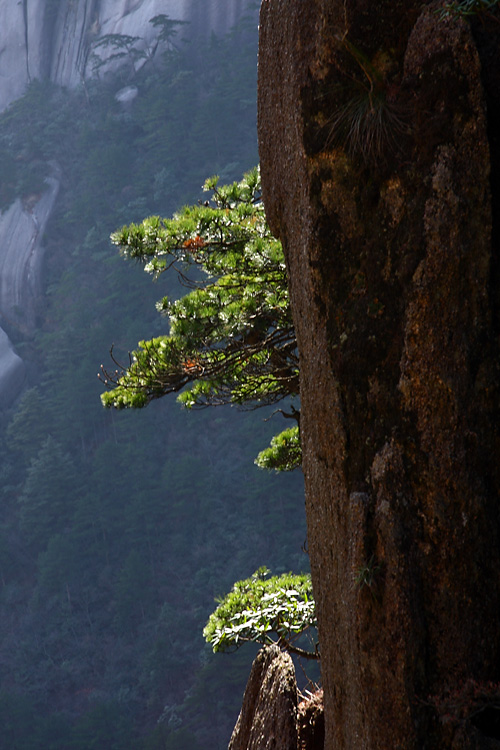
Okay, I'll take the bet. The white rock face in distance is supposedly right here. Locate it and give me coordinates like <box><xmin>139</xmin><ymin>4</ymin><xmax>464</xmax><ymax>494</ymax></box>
<box><xmin>115</xmin><ymin>85</ymin><xmax>139</xmax><ymax>105</ymax></box>
<box><xmin>0</xmin><ymin>172</ymin><xmax>60</xmax><ymax>407</ymax></box>
<box><xmin>0</xmin><ymin>0</ymin><xmax>251</xmax><ymax>407</ymax></box>
<box><xmin>0</xmin><ymin>329</ymin><xmax>25</xmax><ymax>409</ymax></box>
<box><xmin>0</xmin><ymin>0</ymin><xmax>249</xmax><ymax>112</ymax></box>
<box><xmin>0</xmin><ymin>173</ymin><xmax>60</xmax><ymax>327</ymax></box>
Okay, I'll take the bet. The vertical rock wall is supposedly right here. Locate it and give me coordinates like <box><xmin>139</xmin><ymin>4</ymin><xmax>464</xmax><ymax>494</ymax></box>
<box><xmin>258</xmin><ymin>1</ymin><xmax>500</xmax><ymax>748</ymax></box>
<box><xmin>228</xmin><ymin>645</ymin><xmax>298</xmax><ymax>750</ymax></box>
<box><xmin>0</xmin><ymin>330</ymin><xmax>25</xmax><ymax>409</ymax></box>
<box><xmin>0</xmin><ymin>0</ymin><xmax>252</xmax><ymax>112</ymax></box>
<box><xmin>0</xmin><ymin>171</ymin><xmax>59</xmax><ymax>407</ymax></box>
<box><xmin>0</xmin><ymin>3</ymin><xmax>30</xmax><ymax>112</ymax></box>
<box><xmin>0</xmin><ymin>0</ymin><xmax>255</xmax><ymax>408</ymax></box>
<box><xmin>0</xmin><ymin>173</ymin><xmax>59</xmax><ymax>330</ymax></box>
<box><xmin>228</xmin><ymin>645</ymin><xmax>324</xmax><ymax>750</ymax></box>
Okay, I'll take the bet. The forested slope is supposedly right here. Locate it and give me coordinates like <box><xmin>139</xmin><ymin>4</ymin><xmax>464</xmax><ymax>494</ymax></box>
<box><xmin>0</xmin><ymin>7</ymin><xmax>307</xmax><ymax>748</ymax></box>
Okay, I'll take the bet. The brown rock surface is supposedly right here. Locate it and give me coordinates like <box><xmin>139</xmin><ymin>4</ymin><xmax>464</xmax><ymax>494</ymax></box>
<box><xmin>297</xmin><ymin>689</ymin><xmax>324</xmax><ymax>750</ymax></box>
<box><xmin>228</xmin><ymin>645</ymin><xmax>298</xmax><ymax>750</ymax></box>
<box><xmin>258</xmin><ymin>1</ymin><xmax>500</xmax><ymax>748</ymax></box>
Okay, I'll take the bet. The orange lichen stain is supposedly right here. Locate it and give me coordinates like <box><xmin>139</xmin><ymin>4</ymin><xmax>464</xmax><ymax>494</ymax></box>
<box><xmin>183</xmin><ymin>235</ymin><xmax>205</xmax><ymax>250</ymax></box>
<box><xmin>182</xmin><ymin>358</ymin><xmax>202</xmax><ymax>374</ymax></box>
<box><xmin>380</xmin><ymin>175</ymin><xmax>405</xmax><ymax>229</ymax></box>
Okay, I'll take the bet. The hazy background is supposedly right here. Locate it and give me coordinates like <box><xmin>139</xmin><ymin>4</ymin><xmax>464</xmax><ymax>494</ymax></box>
<box><xmin>0</xmin><ymin>1</ymin><xmax>307</xmax><ymax>747</ymax></box>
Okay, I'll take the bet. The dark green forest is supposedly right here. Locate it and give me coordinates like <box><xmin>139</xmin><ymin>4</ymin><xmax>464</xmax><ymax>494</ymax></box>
<box><xmin>0</xmin><ymin>7</ymin><xmax>308</xmax><ymax>748</ymax></box>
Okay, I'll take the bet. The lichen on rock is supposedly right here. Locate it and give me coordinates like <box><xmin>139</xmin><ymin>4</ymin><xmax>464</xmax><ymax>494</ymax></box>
<box><xmin>258</xmin><ymin>0</ymin><xmax>500</xmax><ymax>747</ymax></box>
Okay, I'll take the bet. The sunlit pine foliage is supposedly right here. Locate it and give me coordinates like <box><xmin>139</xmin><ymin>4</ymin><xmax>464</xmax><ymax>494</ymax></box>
<box><xmin>204</xmin><ymin>567</ymin><xmax>318</xmax><ymax>659</ymax></box>
<box><xmin>255</xmin><ymin>424</ymin><xmax>302</xmax><ymax>471</ymax></box>
<box><xmin>100</xmin><ymin>167</ymin><xmax>299</xmax><ymax>416</ymax></box>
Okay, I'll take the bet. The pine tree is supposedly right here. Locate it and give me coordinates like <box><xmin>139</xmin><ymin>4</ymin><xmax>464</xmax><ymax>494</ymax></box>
<box><xmin>100</xmin><ymin>167</ymin><xmax>301</xmax><ymax>467</ymax></box>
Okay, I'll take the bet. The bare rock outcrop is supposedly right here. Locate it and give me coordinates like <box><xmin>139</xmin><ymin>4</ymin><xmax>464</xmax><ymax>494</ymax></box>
<box><xmin>0</xmin><ymin>170</ymin><xmax>59</xmax><ymax>407</ymax></box>
<box><xmin>0</xmin><ymin>329</ymin><xmax>25</xmax><ymax>409</ymax></box>
<box><xmin>0</xmin><ymin>0</ymin><xmax>254</xmax><ymax>407</ymax></box>
<box><xmin>229</xmin><ymin>646</ymin><xmax>299</xmax><ymax>750</ymax></box>
<box><xmin>0</xmin><ymin>172</ymin><xmax>60</xmax><ymax>331</ymax></box>
<box><xmin>258</xmin><ymin>1</ymin><xmax>500</xmax><ymax>748</ymax></box>
<box><xmin>229</xmin><ymin>646</ymin><xmax>324</xmax><ymax>750</ymax></box>
<box><xmin>0</xmin><ymin>0</ymin><xmax>251</xmax><ymax>113</ymax></box>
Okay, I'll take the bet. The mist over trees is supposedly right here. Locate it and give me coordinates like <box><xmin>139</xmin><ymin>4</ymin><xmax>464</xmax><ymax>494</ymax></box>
<box><xmin>0</xmin><ymin>6</ymin><xmax>308</xmax><ymax>749</ymax></box>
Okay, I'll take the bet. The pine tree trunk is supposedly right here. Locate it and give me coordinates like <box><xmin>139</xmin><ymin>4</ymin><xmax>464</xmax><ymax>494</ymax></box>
<box><xmin>258</xmin><ymin>1</ymin><xmax>500</xmax><ymax>747</ymax></box>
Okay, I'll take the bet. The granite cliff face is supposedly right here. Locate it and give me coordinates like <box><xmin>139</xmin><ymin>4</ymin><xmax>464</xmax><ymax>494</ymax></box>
<box><xmin>228</xmin><ymin>645</ymin><xmax>324</xmax><ymax>750</ymax></box>
<box><xmin>0</xmin><ymin>0</ymin><xmax>249</xmax><ymax>407</ymax></box>
<box><xmin>0</xmin><ymin>171</ymin><xmax>59</xmax><ymax>330</ymax></box>
<box><xmin>0</xmin><ymin>0</ymin><xmax>247</xmax><ymax>112</ymax></box>
<box><xmin>258</xmin><ymin>1</ymin><xmax>500</xmax><ymax>747</ymax></box>
<box><xmin>0</xmin><ymin>168</ymin><xmax>60</xmax><ymax>404</ymax></box>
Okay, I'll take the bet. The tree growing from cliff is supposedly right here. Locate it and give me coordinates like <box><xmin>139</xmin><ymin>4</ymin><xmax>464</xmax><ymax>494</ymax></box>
<box><xmin>89</xmin><ymin>16</ymin><xmax>188</xmax><ymax>78</ymax></box>
<box><xmin>100</xmin><ymin>167</ymin><xmax>301</xmax><ymax>468</ymax></box>
<box><xmin>204</xmin><ymin>568</ymin><xmax>317</xmax><ymax>660</ymax></box>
